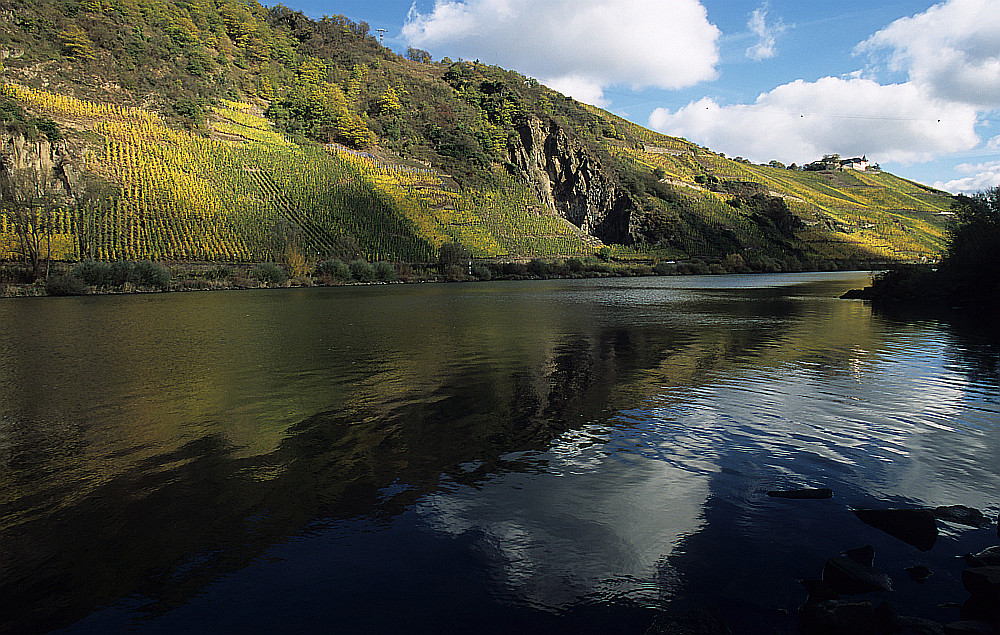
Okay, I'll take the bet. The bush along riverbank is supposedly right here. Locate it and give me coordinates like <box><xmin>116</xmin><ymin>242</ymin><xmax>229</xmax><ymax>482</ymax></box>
<box><xmin>842</xmin><ymin>187</ymin><xmax>1000</xmax><ymax>309</ymax></box>
<box><xmin>1</xmin><ymin>249</ymin><xmax>880</xmax><ymax>298</ymax></box>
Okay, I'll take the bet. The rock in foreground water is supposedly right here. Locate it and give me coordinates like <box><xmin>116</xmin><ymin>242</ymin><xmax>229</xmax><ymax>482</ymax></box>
<box><xmin>854</xmin><ymin>508</ymin><xmax>938</xmax><ymax>551</ymax></box>
<box><xmin>766</xmin><ymin>488</ymin><xmax>834</xmax><ymax>499</ymax></box>
<box><xmin>822</xmin><ymin>553</ymin><xmax>893</xmax><ymax>595</ymax></box>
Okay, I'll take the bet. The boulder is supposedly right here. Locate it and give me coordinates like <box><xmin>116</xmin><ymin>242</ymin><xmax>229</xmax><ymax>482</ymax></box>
<box><xmin>846</xmin><ymin>545</ymin><xmax>875</xmax><ymax>567</ymax></box>
<box><xmin>962</xmin><ymin>567</ymin><xmax>1000</xmax><ymax>602</ymax></box>
<box><xmin>935</xmin><ymin>506</ymin><xmax>991</xmax><ymax>528</ymax></box>
<box><xmin>961</xmin><ymin>595</ymin><xmax>1000</xmax><ymax>623</ymax></box>
<box><xmin>973</xmin><ymin>547</ymin><xmax>1000</xmax><ymax>566</ymax></box>
<box><xmin>944</xmin><ymin>621</ymin><xmax>998</xmax><ymax>635</ymax></box>
<box><xmin>822</xmin><ymin>553</ymin><xmax>893</xmax><ymax>595</ymax></box>
<box><xmin>897</xmin><ymin>615</ymin><xmax>947</xmax><ymax>635</ymax></box>
<box><xmin>801</xmin><ymin>579</ymin><xmax>840</xmax><ymax>604</ymax></box>
<box><xmin>906</xmin><ymin>565</ymin><xmax>934</xmax><ymax>583</ymax></box>
<box><xmin>799</xmin><ymin>600</ymin><xmax>880</xmax><ymax>635</ymax></box>
<box><xmin>854</xmin><ymin>508</ymin><xmax>938</xmax><ymax>551</ymax></box>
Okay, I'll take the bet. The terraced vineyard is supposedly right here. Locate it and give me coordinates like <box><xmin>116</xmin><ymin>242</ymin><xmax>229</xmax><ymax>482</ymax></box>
<box><xmin>592</xmin><ymin>106</ymin><xmax>952</xmax><ymax>261</ymax></box>
<box><xmin>1</xmin><ymin>83</ymin><xmax>594</xmax><ymax>263</ymax></box>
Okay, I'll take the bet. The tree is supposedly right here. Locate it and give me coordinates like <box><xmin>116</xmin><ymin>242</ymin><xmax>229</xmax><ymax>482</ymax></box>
<box><xmin>406</xmin><ymin>47</ymin><xmax>432</xmax><ymax>64</ymax></box>
<box><xmin>438</xmin><ymin>242</ymin><xmax>470</xmax><ymax>269</ymax></box>
<box><xmin>4</xmin><ymin>197</ymin><xmax>59</xmax><ymax>280</ymax></box>
<box><xmin>370</xmin><ymin>87</ymin><xmax>402</xmax><ymax>116</ymax></box>
<box><xmin>938</xmin><ymin>186</ymin><xmax>1000</xmax><ymax>301</ymax></box>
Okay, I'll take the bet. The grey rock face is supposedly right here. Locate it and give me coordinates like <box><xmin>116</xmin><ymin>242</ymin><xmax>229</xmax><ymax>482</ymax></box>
<box><xmin>0</xmin><ymin>132</ymin><xmax>81</xmax><ymax>204</ymax></box>
<box><xmin>508</xmin><ymin>115</ymin><xmax>638</xmax><ymax>245</ymax></box>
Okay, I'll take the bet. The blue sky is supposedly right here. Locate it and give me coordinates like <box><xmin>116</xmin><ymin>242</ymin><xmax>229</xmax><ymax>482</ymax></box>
<box><xmin>281</xmin><ymin>0</ymin><xmax>999</xmax><ymax>192</ymax></box>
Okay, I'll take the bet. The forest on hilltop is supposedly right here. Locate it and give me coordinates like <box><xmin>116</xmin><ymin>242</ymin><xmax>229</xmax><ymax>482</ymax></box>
<box><xmin>0</xmin><ymin>0</ymin><xmax>957</xmax><ymax>281</ymax></box>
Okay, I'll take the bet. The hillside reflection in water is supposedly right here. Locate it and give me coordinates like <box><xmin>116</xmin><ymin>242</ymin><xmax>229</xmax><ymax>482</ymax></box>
<box><xmin>1</xmin><ymin>273</ymin><xmax>997</xmax><ymax>634</ymax></box>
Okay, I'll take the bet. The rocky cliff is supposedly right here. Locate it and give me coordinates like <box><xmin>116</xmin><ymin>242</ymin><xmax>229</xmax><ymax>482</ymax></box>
<box><xmin>508</xmin><ymin>116</ymin><xmax>638</xmax><ymax>245</ymax></box>
<box><xmin>0</xmin><ymin>132</ymin><xmax>81</xmax><ymax>205</ymax></box>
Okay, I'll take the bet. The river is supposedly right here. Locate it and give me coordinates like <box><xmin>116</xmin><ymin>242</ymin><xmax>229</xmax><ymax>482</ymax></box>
<box><xmin>1</xmin><ymin>272</ymin><xmax>998</xmax><ymax>633</ymax></box>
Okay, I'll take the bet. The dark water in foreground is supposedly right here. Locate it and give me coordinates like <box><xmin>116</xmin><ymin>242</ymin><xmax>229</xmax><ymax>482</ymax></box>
<box><xmin>1</xmin><ymin>272</ymin><xmax>998</xmax><ymax>634</ymax></box>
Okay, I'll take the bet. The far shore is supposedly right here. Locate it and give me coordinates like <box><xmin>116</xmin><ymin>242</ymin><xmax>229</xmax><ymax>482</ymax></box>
<box><xmin>0</xmin><ymin>258</ymin><xmax>887</xmax><ymax>299</ymax></box>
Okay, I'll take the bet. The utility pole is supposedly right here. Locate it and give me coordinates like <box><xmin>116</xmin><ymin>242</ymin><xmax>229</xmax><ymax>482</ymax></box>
<box><xmin>377</xmin><ymin>29</ymin><xmax>386</xmax><ymax>46</ymax></box>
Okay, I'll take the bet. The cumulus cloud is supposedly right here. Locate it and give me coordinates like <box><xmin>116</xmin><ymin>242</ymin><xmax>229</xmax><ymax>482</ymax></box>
<box><xmin>402</xmin><ymin>0</ymin><xmax>721</xmax><ymax>105</ymax></box>
<box><xmin>648</xmin><ymin>77</ymin><xmax>980</xmax><ymax>164</ymax></box>
<box><xmin>934</xmin><ymin>159</ymin><xmax>1000</xmax><ymax>193</ymax></box>
<box><xmin>745</xmin><ymin>3</ymin><xmax>786</xmax><ymax>61</ymax></box>
<box><xmin>856</xmin><ymin>0</ymin><xmax>1000</xmax><ymax>109</ymax></box>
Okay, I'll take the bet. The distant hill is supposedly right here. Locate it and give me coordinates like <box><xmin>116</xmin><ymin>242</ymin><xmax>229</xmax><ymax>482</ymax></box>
<box><xmin>0</xmin><ymin>0</ymin><xmax>954</xmax><ymax>268</ymax></box>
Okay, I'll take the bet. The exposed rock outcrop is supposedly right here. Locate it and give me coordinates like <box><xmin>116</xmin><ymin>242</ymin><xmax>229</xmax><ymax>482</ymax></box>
<box><xmin>0</xmin><ymin>132</ymin><xmax>81</xmax><ymax>204</ymax></box>
<box><xmin>508</xmin><ymin>115</ymin><xmax>638</xmax><ymax>245</ymax></box>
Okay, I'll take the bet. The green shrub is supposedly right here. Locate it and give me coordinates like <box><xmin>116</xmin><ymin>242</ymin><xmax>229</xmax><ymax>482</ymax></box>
<box><xmin>722</xmin><ymin>253</ymin><xmax>749</xmax><ymax>273</ymax></box>
<box><xmin>374</xmin><ymin>261</ymin><xmax>397</xmax><ymax>281</ymax></box>
<box><xmin>110</xmin><ymin>261</ymin><xmax>134</xmax><ymax>286</ymax></box>
<box><xmin>501</xmin><ymin>262</ymin><xmax>528</xmax><ymax>277</ymax></box>
<box><xmin>132</xmin><ymin>261</ymin><xmax>171</xmax><ymax>288</ymax></box>
<box><xmin>317</xmin><ymin>259</ymin><xmax>351</xmax><ymax>281</ymax></box>
<box><xmin>527</xmin><ymin>259</ymin><xmax>548</xmax><ymax>277</ymax></box>
<box><xmin>679</xmin><ymin>259</ymin><xmax>710</xmax><ymax>275</ymax></box>
<box><xmin>46</xmin><ymin>274</ymin><xmax>87</xmax><ymax>296</ymax></box>
<box><xmin>206</xmin><ymin>266</ymin><xmax>231</xmax><ymax>280</ymax></box>
<box><xmin>444</xmin><ymin>264</ymin><xmax>466</xmax><ymax>281</ymax></box>
<box><xmin>566</xmin><ymin>258</ymin><xmax>584</xmax><ymax>273</ymax></box>
<box><xmin>72</xmin><ymin>260</ymin><xmax>113</xmax><ymax>287</ymax></box>
<box><xmin>349</xmin><ymin>260</ymin><xmax>375</xmax><ymax>282</ymax></box>
<box><xmin>653</xmin><ymin>261</ymin><xmax>676</xmax><ymax>275</ymax></box>
<box><xmin>252</xmin><ymin>262</ymin><xmax>288</xmax><ymax>284</ymax></box>
<box><xmin>471</xmin><ymin>264</ymin><xmax>492</xmax><ymax>280</ymax></box>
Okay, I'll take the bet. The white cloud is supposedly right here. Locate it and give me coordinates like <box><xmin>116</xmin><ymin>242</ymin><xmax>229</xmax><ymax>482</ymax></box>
<box><xmin>856</xmin><ymin>0</ymin><xmax>1000</xmax><ymax>109</ymax></box>
<box><xmin>402</xmin><ymin>0</ymin><xmax>720</xmax><ymax>105</ymax></box>
<box><xmin>934</xmin><ymin>159</ymin><xmax>1000</xmax><ymax>193</ymax></box>
<box><xmin>543</xmin><ymin>75</ymin><xmax>610</xmax><ymax>108</ymax></box>
<box><xmin>745</xmin><ymin>3</ymin><xmax>786</xmax><ymax>61</ymax></box>
<box><xmin>648</xmin><ymin>77</ymin><xmax>980</xmax><ymax>165</ymax></box>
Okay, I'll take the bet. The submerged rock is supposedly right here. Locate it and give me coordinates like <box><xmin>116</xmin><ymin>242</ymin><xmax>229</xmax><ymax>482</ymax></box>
<box><xmin>944</xmin><ymin>620</ymin><xmax>998</xmax><ymax>635</ymax></box>
<box><xmin>854</xmin><ymin>508</ymin><xmax>938</xmax><ymax>551</ymax></box>
<box><xmin>972</xmin><ymin>547</ymin><xmax>1000</xmax><ymax>567</ymax></box>
<box><xmin>961</xmin><ymin>595</ymin><xmax>1000</xmax><ymax>623</ymax></box>
<box><xmin>897</xmin><ymin>615</ymin><xmax>947</xmax><ymax>635</ymax></box>
<box><xmin>822</xmin><ymin>551</ymin><xmax>893</xmax><ymax>595</ymax></box>
<box><xmin>906</xmin><ymin>565</ymin><xmax>934</xmax><ymax>583</ymax></box>
<box><xmin>643</xmin><ymin>608</ymin><xmax>733</xmax><ymax>634</ymax></box>
<box><xmin>801</xmin><ymin>579</ymin><xmax>840</xmax><ymax>604</ymax></box>
<box><xmin>799</xmin><ymin>600</ymin><xmax>880</xmax><ymax>635</ymax></box>
<box><xmin>875</xmin><ymin>602</ymin><xmax>947</xmax><ymax>635</ymax></box>
<box><xmin>934</xmin><ymin>505</ymin><xmax>992</xmax><ymax>528</ymax></box>
<box><xmin>962</xmin><ymin>567</ymin><xmax>1000</xmax><ymax>602</ymax></box>
<box><xmin>766</xmin><ymin>488</ymin><xmax>834</xmax><ymax>499</ymax></box>
<box><xmin>846</xmin><ymin>545</ymin><xmax>876</xmax><ymax>567</ymax></box>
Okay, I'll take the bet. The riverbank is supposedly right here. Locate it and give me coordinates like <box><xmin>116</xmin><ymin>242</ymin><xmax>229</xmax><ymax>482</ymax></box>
<box><xmin>1</xmin><ymin>256</ymin><xmax>882</xmax><ymax>298</ymax></box>
<box><xmin>841</xmin><ymin>265</ymin><xmax>1000</xmax><ymax>309</ymax></box>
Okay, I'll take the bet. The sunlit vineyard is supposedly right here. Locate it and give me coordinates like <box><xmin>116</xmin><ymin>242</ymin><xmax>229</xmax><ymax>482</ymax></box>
<box><xmin>1</xmin><ymin>76</ymin><xmax>955</xmax><ymax>267</ymax></box>
<box><xmin>598</xmin><ymin>113</ymin><xmax>953</xmax><ymax>261</ymax></box>
<box><xmin>0</xmin><ymin>82</ymin><xmax>600</xmax><ymax>263</ymax></box>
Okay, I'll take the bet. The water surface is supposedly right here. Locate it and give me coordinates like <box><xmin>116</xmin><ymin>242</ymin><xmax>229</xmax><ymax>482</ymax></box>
<box><xmin>1</xmin><ymin>272</ymin><xmax>998</xmax><ymax>633</ymax></box>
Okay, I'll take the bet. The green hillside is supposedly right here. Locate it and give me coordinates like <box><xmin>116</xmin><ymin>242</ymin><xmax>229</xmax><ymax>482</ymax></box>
<box><xmin>0</xmin><ymin>0</ymin><xmax>955</xmax><ymax>272</ymax></box>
